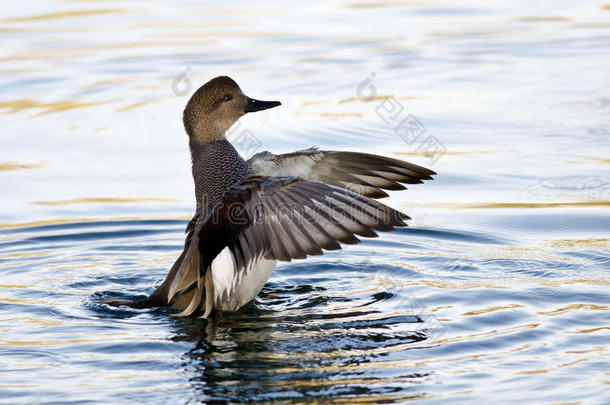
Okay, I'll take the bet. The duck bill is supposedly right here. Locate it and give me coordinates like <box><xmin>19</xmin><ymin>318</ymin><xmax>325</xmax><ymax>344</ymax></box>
<box><xmin>244</xmin><ymin>98</ymin><xmax>281</xmax><ymax>113</ymax></box>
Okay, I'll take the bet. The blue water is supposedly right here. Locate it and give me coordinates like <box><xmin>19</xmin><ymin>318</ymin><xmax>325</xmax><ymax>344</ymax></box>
<box><xmin>1</xmin><ymin>1</ymin><xmax>609</xmax><ymax>403</ymax></box>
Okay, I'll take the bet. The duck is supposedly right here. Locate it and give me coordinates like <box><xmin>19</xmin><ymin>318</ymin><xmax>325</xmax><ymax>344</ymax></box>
<box><xmin>103</xmin><ymin>76</ymin><xmax>435</xmax><ymax>317</ymax></box>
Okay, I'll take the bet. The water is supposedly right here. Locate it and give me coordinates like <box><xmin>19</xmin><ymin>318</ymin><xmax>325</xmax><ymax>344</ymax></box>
<box><xmin>1</xmin><ymin>1</ymin><xmax>609</xmax><ymax>403</ymax></box>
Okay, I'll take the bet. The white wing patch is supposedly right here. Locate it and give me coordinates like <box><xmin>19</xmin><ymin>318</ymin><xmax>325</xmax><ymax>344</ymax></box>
<box><xmin>210</xmin><ymin>247</ymin><xmax>236</xmax><ymax>305</ymax></box>
<box><xmin>249</xmin><ymin>149</ymin><xmax>324</xmax><ymax>178</ymax></box>
<box><xmin>228</xmin><ymin>259</ymin><xmax>277</xmax><ymax>310</ymax></box>
<box><xmin>276</xmin><ymin>155</ymin><xmax>318</xmax><ymax>177</ymax></box>
<box><xmin>208</xmin><ymin>247</ymin><xmax>278</xmax><ymax>312</ymax></box>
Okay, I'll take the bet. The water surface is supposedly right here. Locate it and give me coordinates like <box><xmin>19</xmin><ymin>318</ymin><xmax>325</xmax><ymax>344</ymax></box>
<box><xmin>1</xmin><ymin>1</ymin><xmax>609</xmax><ymax>403</ymax></box>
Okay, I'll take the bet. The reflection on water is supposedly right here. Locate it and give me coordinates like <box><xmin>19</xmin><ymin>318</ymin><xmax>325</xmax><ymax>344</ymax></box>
<box><xmin>1</xmin><ymin>216</ymin><xmax>608</xmax><ymax>403</ymax></box>
<box><xmin>175</xmin><ymin>286</ymin><xmax>433</xmax><ymax>402</ymax></box>
<box><xmin>1</xmin><ymin>0</ymin><xmax>609</xmax><ymax>404</ymax></box>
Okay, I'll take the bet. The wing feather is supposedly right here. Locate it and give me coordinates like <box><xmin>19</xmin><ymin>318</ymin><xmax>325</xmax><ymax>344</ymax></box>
<box><xmin>248</xmin><ymin>148</ymin><xmax>435</xmax><ymax>198</ymax></box>
<box><xmin>170</xmin><ymin>175</ymin><xmax>410</xmax><ymax>317</ymax></box>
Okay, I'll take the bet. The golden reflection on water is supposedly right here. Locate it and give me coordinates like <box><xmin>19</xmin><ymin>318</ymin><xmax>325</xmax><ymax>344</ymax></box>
<box><xmin>410</xmin><ymin>277</ymin><xmax>610</xmax><ymax>290</ymax></box>
<box><xmin>0</xmin><ymin>250</ymin><xmax>53</xmax><ymax>260</ymax></box>
<box><xmin>115</xmin><ymin>98</ymin><xmax>162</xmax><ymax>112</ymax></box>
<box><xmin>0</xmin><ymin>215</ymin><xmax>190</xmax><ymax>230</ymax></box>
<box><xmin>568</xmin><ymin>326</ymin><xmax>610</xmax><ymax>333</ymax></box>
<box><xmin>319</xmin><ymin>112</ymin><xmax>364</xmax><ymax>118</ymax></box>
<box><xmin>395</xmin><ymin>150</ymin><xmax>489</xmax><ymax>157</ymax></box>
<box><xmin>0</xmin><ymin>297</ymin><xmax>52</xmax><ymax>305</ymax></box>
<box><xmin>462</xmin><ymin>304</ymin><xmax>525</xmax><ymax>316</ymax></box>
<box><xmin>515</xmin><ymin>358</ymin><xmax>589</xmax><ymax>376</ymax></box>
<box><xmin>0</xmin><ymin>98</ymin><xmax>115</xmax><ymax>115</ymax></box>
<box><xmin>0</xmin><ymin>161</ymin><xmax>48</xmax><ymax>171</ymax></box>
<box><xmin>0</xmin><ymin>336</ymin><xmax>163</xmax><ymax>346</ymax></box>
<box><xmin>4</xmin><ymin>9</ymin><xmax>126</xmax><ymax>23</ymax></box>
<box><xmin>338</xmin><ymin>94</ymin><xmax>416</xmax><ymax>104</ymax></box>
<box><xmin>0</xmin><ymin>316</ymin><xmax>63</xmax><ymax>327</ymax></box>
<box><xmin>342</xmin><ymin>2</ymin><xmax>414</xmax><ymax>9</ymax></box>
<box><xmin>31</xmin><ymin>197</ymin><xmax>180</xmax><ymax>206</ymax></box>
<box><xmin>412</xmin><ymin>201</ymin><xmax>610</xmax><ymax>209</ymax></box>
<box><xmin>436</xmin><ymin>323</ymin><xmax>541</xmax><ymax>345</ymax></box>
<box><xmin>537</xmin><ymin>303</ymin><xmax>609</xmax><ymax>316</ymax></box>
<box><xmin>547</xmin><ymin>238</ymin><xmax>610</xmax><ymax>249</ymax></box>
<box><xmin>511</xmin><ymin>16</ymin><xmax>572</xmax><ymax>22</ymax></box>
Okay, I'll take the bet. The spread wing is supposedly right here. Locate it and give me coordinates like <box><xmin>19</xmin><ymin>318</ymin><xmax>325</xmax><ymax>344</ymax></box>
<box><xmin>247</xmin><ymin>148</ymin><xmax>436</xmax><ymax>198</ymax></box>
<box><xmin>167</xmin><ymin>175</ymin><xmax>408</xmax><ymax>317</ymax></box>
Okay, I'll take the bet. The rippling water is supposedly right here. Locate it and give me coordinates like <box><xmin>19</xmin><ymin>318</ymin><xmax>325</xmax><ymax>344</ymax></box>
<box><xmin>1</xmin><ymin>1</ymin><xmax>609</xmax><ymax>403</ymax></box>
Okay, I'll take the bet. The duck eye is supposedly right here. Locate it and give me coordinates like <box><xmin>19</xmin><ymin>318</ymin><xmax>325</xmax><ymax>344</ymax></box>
<box><xmin>222</xmin><ymin>94</ymin><xmax>233</xmax><ymax>102</ymax></box>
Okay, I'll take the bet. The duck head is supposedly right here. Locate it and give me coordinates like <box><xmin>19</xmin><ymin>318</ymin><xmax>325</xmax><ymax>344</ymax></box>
<box><xmin>183</xmin><ymin>76</ymin><xmax>281</xmax><ymax>142</ymax></box>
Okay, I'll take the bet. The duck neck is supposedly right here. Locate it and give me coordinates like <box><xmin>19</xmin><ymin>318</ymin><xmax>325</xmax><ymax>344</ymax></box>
<box><xmin>188</xmin><ymin>138</ymin><xmax>252</xmax><ymax>218</ymax></box>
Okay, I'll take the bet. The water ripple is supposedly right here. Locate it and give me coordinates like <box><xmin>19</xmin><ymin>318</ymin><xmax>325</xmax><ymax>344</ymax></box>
<box><xmin>2</xmin><ymin>0</ymin><xmax>609</xmax><ymax>403</ymax></box>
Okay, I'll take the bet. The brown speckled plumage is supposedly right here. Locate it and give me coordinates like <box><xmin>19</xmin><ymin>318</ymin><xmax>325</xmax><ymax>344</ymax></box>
<box><xmin>190</xmin><ymin>139</ymin><xmax>253</xmax><ymax>217</ymax></box>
